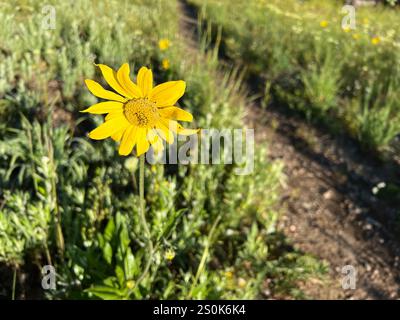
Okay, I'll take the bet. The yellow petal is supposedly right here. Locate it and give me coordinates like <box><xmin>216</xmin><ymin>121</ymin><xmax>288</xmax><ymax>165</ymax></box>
<box><xmin>119</xmin><ymin>126</ymin><xmax>138</xmax><ymax>156</ymax></box>
<box><xmin>81</xmin><ymin>101</ymin><xmax>123</xmax><ymax>114</ymax></box>
<box><xmin>155</xmin><ymin>120</ymin><xmax>174</xmax><ymax>144</ymax></box>
<box><xmin>177</xmin><ymin>126</ymin><xmax>199</xmax><ymax>136</ymax></box>
<box><xmin>146</xmin><ymin>129</ymin><xmax>158</xmax><ymax>144</ymax></box>
<box><xmin>152</xmin><ymin>136</ymin><xmax>164</xmax><ymax>154</ymax></box>
<box><xmin>147</xmin><ymin>130</ymin><xmax>164</xmax><ymax>154</ymax></box>
<box><xmin>96</xmin><ymin>64</ymin><xmax>135</xmax><ymax>99</ymax></box>
<box><xmin>85</xmin><ymin>79</ymin><xmax>127</xmax><ymax>103</ymax></box>
<box><xmin>136</xmin><ymin>128</ymin><xmax>150</xmax><ymax>156</ymax></box>
<box><xmin>159</xmin><ymin>39</ymin><xmax>170</xmax><ymax>51</ymax></box>
<box><xmin>116</xmin><ymin>63</ymin><xmax>143</xmax><ymax>98</ymax></box>
<box><xmin>88</xmin><ymin>117</ymin><xmax>130</xmax><ymax>140</ymax></box>
<box><xmin>150</xmin><ymin>81</ymin><xmax>186</xmax><ymax>107</ymax></box>
<box><xmin>161</xmin><ymin>119</ymin><xmax>199</xmax><ymax>136</ymax></box>
<box><xmin>105</xmin><ymin>110</ymin><xmax>124</xmax><ymax>121</ymax></box>
<box><xmin>137</xmin><ymin>67</ymin><xmax>153</xmax><ymax>97</ymax></box>
<box><xmin>159</xmin><ymin>106</ymin><xmax>193</xmax><ymax>122</ymax></box>
<box><xmin>111</xmin><ymin>128</ymin><xmax>125</xmax><ymax>142</ymax></box>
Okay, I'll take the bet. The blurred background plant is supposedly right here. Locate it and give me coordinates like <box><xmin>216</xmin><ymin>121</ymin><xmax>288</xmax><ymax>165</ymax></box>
<box><xmin>189</xmin><ymin>0</ymin><xmax>400</xmax><ymax>153</ymax></box>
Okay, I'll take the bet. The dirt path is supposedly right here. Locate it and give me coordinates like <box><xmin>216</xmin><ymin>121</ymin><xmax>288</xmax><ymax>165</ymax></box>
<box><xmin>179</xmin><ymin>0</ymin><xmax>400</xmax><ymax>299</ymax></box>
<box><xmin>248</xmin><ymin>105</ymin><xmax>400</xmax><ymax>299</ymax></box>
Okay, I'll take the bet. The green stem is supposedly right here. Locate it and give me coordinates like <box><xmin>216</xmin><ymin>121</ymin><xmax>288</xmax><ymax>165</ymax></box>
<box><xmin>187</xmin><ymin>214</ymin><xmax>222</xmax><ymax>299</ymax></box>
<box><xmin>133</xmin><ymin>155</ymin><xmax>154</xmax><ymax>291</ymax></box>
<box><xmin>44</xmin><ymin>243</ymin><xmax>53</xmax><ymax>266</ymax></box>
<box><xmin>11</xmin><ymin>267</ymin><xmax>17</xmax><ymax>300</ymax></box>
<box><xmin>50</xmin><ymin>158</ymin><xmax>64</xmax><ymax>257</ymax></box>
<box><xmin>47</xmin><ymin>131</ymin><xmax>64</xmax><ymax>257</ymax></box>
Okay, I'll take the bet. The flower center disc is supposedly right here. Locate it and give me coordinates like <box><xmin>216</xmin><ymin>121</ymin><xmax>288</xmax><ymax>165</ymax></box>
<box><xmin>124</xmin><ymin>98</ymin><xmax>159</xmax><ymax>127</ymax></box>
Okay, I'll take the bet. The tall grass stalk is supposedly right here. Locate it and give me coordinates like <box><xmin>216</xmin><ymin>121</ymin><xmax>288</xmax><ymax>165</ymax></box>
<box><xmin>11</xmin><ymin>267</ymin><xmax>17</xmax><ymax>300</ymax></box>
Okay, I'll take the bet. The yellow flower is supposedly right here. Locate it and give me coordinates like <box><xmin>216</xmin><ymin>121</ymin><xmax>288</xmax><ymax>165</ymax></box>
<box><xmin>82</xmin><ymin>63</ymin><xmax>198</xmax><ymax>156</ymax></box>
<box><xmin>342</xmin><ymin>27</ymin><xmax>351</xmax><ymax>33</ymax></box>
<box><xmin>162</xmin><ymin>58</ymin><xmax>170</xmax><ymax>70</ymax></box>
<box><xmin>126</xmin><ymin>280</ymin><xmax>135</xmax><ymax>289</ymax></box>
<box><xmin>371</xmin><ymin>36</ymin><xmax>380</xmax><ymax>45</ymax></box>
<box><xmin>320</xmin><ymin>20</ymin><xmax>328</xmax><ymax>28</ymax></box>
<box><xmin>164</xmin><ymin>249</ymin><xmax>175</xmax><ymax>261</ymax></box>
<box><xmin>237</xmin><ymin>278</ymin><xmax>247</xmax><ymax>288</ymax></box>
<box><xmin>159</xmin><ymin>39</ymin><xmax>170</xmax><ymax>51</ymax></box>
<box><xmin>352</xmin><ymin>33</ymin><xmax>360</xmax><ymax>40</ymax></box>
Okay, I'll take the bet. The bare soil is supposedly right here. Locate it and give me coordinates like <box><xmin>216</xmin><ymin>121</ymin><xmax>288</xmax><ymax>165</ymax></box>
<box><xmin>247</xmin><ymin>104</ymin><xmax>400</xmax><ymax>299</ymax></box>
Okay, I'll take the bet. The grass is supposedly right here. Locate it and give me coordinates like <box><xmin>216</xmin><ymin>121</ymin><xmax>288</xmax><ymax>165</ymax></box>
<box><xmin>189</xmin><ymin>0</ymin><xmax>400</xmax><ymax>153</ymax></box>
<box><xmin>0</xmin><ymin>0</ymin><xmax>327</xmax><ymax>299</ymax></box>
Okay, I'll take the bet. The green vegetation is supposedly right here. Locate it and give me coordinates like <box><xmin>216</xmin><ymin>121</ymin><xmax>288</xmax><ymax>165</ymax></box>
<box><xmin>189</xmin><ymin>0</ymin><xmax>400</xmax><ymax>152</ymax></box>
<box><xmin>0</xmin><ymin>0</ymin><xmax>326</xmax><ymax>299</ymax></box>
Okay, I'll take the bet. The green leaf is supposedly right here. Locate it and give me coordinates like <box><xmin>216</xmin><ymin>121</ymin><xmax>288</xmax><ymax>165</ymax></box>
<box><xmin>119</xmin><ymin>226</ymin><xmax>130</xmax><ymax>251</ymax></box>
<box><xmin>103</xmin><ymin>242</ymin><xmax>112</xmax><ymax>264</ymax></box>
<box><xmin>115</xmin><ymin>265</ymin><xmax>125</xmax><ymax>286</ymax></box>
<box><xmin>104</xmin><ymin>218</ymin><xmax>116</xmax><ymax>242</ymax></box>
<box><xmin>86</xmin><ymin>285</ymin><xmax>124</xmax><ymax>300</ymax></box>
<box><xmin>157</xmin><ymin>209</ymin><xmax>185</xmax><ymax>242</ymax></box>
<box><xmin>123</xmin><ymin>247</ymin><xmax>136</xmax><ymax>280</ymax></box>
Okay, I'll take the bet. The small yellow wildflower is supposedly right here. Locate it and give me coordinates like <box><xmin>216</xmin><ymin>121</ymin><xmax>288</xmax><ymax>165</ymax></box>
<box><xmin>225</xmin><ymin>271</ymin><xmax>233</xmax><ymax>279</ymax></box>
<box><xmin>371</xmin><ymin>36</ymin><xmax>380</xmax><ymax>45</ymax></box>
<box><xmin>164</xmin><ymin>249</ymin><xmax>175</xmax><ymax>261</ymax></box>
<box><xmin>342</xmin><ymin>27</ymin><xmax>351</xmax><ymax>33</ymax></box>
<box><xmin>82</xmin><ymin>63</ymin><xmax>198</xmax><ymax>156</ymax></box>
<box><xmin>352</xmin><ymin>33</ymin><xmax>360</xmax><ymax>40</ymax></box>
<box><xmin>159</xmin><ymin>38</ymin><xmax>170</xmax><ymax>51</ymax></box>
<box><xmin>237</xmin><ymin>278</ymin><xmax>247</xmax><ymax>288</ymax></box>
<box><xmin>126</xmin><ymin>280</ymin><xmax>135</xmax><ymax>289</ymax></box>
<box><xmin>320</xmin><ymin>20</ymin><xmax>328</xmax><ymax>28</ymax></box>
<box><xmin>162</xmin><ymin>58</ymin><xmax>170</xmax><ymax>70</ymax></box>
